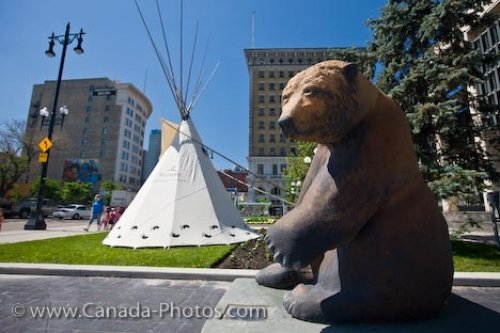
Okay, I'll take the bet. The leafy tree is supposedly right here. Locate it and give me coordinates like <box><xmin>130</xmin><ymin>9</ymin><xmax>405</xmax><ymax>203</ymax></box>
<box><xmin>0</xmin><ymin>120</ymin><xmax>34</xmax><ymax>197</ymax></box>
<box><xmin>60</xmin><ymin>182</ymin><xmax>93</xmax><ymax>204</ymax></box>
<box><xmin>100</xmin><ymin>180</ymin><xmax>123</xmax><ymax>206</ymax></box>
<box><xmin>284</xmin><ymin>142</ymin><xmax>316</xmax><ymax>203</ymax></box>
<box><xmin>368</xmin><ymin>0</ymin><xmax>499</xmax><ymax>205</ymax></box>
<box><xmin>30</xmin><ymin>176</ymin><xmax>62</xmax><ymax>202</ymax></box>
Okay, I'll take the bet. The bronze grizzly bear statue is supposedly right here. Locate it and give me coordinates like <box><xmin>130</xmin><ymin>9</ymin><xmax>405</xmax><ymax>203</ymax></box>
<box><xmin>256</xmin><ymin>60</ymin><xmax>454</xmax><ymax>324</ymax></box>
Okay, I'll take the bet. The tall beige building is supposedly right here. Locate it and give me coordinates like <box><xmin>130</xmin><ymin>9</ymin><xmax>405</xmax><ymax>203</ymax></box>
<box><xmin>26</xmin><ymin>78</ymin><xmax>152</xmax><ymax>192</ymax></box>
<box><xmin>244</xmin><ymin>48</ymin><xmax>338</xmax><ymax>210</ymax></box>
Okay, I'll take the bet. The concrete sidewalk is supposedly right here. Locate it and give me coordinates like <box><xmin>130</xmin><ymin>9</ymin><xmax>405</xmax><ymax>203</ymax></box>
<box><xmin>0</xmin><ymin>218</ymin><xmax>99</xmax><ymax>244</ymax></box>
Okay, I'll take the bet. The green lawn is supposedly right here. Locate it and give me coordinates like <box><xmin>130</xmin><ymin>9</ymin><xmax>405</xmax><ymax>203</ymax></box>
<box><xmin>451</xmin><ymin>240</ymin><xmax>500</xmax><ymax>272</ymax></box>
<box><xmin>0</xmin><ymin>233</ymin><xmax>234</xmax><ymax>268</ymax></box>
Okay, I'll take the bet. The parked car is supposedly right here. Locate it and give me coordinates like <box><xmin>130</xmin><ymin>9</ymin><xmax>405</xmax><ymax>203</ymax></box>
<box><xmin>14</xmin><ymin>198</ymin><xmax>60</xmax><ymax>219</ymax></box>
<box><xmin>53</xmin><ymin>204</ymin><xmax>91</xmax><ymax>220</ymax></box>
<box><xmin>0</xmin><ymin>198</ymin><xmax>15</xmax><ymax>217</ymax></box>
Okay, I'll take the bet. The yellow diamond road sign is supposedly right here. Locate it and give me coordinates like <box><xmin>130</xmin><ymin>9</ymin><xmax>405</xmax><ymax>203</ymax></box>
<box><xmin>38</xmin><ymin>152</ymin><xmax>48</xmax><ymax>163</ymax></box>
<box><xmin>38</xmin><ymin>137</ymin><xmax>53</xmax><ymax>152</ymax></box>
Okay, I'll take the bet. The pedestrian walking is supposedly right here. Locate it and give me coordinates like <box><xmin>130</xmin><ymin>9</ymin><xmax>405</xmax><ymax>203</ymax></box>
<box><xmin>84</xmin><ymin>194</ymin><xmax>104</xmax><ymax>232</ymax></box>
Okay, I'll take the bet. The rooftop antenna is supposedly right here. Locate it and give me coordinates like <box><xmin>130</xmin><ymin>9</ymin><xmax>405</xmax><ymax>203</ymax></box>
<box><xmin>252</xmin><ymin>11</ymin><xmax>256</xmax><ymax>48</ymax></box>
<box><xmin>143</xmin><ymin>68</ymin><xmax>148</xmax><ymax>93</ymax></box>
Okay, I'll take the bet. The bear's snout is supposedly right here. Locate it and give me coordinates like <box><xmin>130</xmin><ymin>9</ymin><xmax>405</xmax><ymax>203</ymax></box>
<box><xmin>279</xmin><ymin>116</ymin><xmax>297</xmax><ymax>138</ymax></box>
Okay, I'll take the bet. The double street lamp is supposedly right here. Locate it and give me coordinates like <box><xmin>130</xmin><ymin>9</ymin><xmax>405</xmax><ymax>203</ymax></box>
<box><xmin>24</xmin><ymin>23</ymin><xmax>85</xmax><ymax>230</ymax></box>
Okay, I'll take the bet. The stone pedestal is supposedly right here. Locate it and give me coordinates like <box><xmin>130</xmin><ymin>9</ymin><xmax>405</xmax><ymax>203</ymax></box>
<box><xmin>202</xmin><ymin>278</ymin><xmax>500</xmax><ymax>333</ymax></box>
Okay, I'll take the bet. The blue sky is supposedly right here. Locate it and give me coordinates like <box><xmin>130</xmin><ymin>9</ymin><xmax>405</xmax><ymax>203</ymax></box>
<box><xmin>0</xmin><ymin>0</ymin><xmax>387</xmax><ymax>170</ymax></box>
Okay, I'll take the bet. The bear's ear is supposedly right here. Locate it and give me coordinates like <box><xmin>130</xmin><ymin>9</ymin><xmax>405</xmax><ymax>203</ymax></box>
<box><xmin>342</xmin><ymin>63</ymin><xmax>358</xmax><ymax>82</ymax></box>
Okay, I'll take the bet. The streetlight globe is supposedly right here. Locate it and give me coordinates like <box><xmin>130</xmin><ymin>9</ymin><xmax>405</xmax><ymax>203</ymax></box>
<box><xmin>59</xmin><ymin>105</ymin><xmax>69</xmax><ymax>115</ymax></box>
<box><xmin>39</xmin><ymin>107</ymin><xmax>49</xmax><ymax>117</ymax></box>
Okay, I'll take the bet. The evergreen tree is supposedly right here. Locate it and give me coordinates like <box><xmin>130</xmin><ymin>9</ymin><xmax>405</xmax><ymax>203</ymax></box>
<box><xmin>369</xmin><ymin>0</ymin><xmax>499</xmax><ymax>205</ymax></box>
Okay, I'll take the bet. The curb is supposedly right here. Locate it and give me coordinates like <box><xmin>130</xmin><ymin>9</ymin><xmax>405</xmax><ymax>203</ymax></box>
<box><xmin>0</xmin><ymin>263</ymin><xmax>257</xmax><ymax>282</ymax></box>
<box><xmin>1</xmin><ymin>263</ymin><xmax>500</xmax><ymax>287</ymax></box>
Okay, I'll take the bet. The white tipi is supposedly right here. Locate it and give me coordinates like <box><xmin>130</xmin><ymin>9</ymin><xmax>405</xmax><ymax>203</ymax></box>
<box><xmin>103</xmin><ymin>118</ymin><xmax>259</xmax><ymax>248</ymax></box>
<box><xmin>103</xmin><ymin>0</ymin><xmax>260</xmax><ymax>248</ymax></box>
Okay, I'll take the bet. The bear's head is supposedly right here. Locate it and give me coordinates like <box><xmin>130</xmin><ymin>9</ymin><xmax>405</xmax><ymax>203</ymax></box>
<box><xmin>279</xmin><ymin>60</ymin><xmax>373</xmax><ymax>144</ymax></box>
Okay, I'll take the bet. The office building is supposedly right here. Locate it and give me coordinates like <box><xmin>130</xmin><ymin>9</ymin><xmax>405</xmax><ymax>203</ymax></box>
<box><xmin>26</xmin><ymin>78</ymin><xmax>152</xmax><ymax>191</ymax></box>
<box><xmin>142</xmin><ymin>129</ymin><xmax>162</xmax><ymax>183</ymax></box>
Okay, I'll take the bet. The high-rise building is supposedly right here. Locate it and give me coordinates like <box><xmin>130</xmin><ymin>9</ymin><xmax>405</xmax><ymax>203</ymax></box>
<box><xmin>142</xmin><ymin>129</ymin><xmax>162</xmax><ymax>183</ymax></box>
<box><xmin>26</xmin><ymin>78</ymin><xmax>152</xmax><ymax>191</ymax></box>
<box><xmin>244</xmin><ymin>48</ymin><xmax>339</xmax><ymax>209</ymax></box>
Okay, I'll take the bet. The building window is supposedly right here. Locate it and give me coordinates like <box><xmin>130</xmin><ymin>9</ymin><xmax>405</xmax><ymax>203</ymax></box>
<box><xmin>82</xmin><ymin>128</ymin><xmax>88</xmax><ymax>136</ymax></box>
<box><xmin>290</xmin><ymin>147</ymin><xmax>296</xmax><ymax>155</ymax></box>
<box><xmin>482</xmin><ymin>33</ymin><xmax>490</xmax><ymax>51</ymax></box>
<box><xmin>81</xmin><ymin>139</ymin><xmax>88</xmax><ymax>147</ymax></box>
<box><xmin>269</xmin><ymin>108</ymin><xmax>276</xmax><ymax>116</ymax></box>
<box><xmin>105</xmin><ymin>105</ymin><xmax>111</xmax><ymax>112</ymax></box>
<box><xmin>271</xmin><ymin>187</ymin><xmax>280</xmax><ymax>195</ymax></box>
<box><xmin>258</xmin><ymin>147</ymin><xmax>265</xmax><ymax>155</ymax></box>
<box><xmin>257</xmin><ymin>164</ymin><xmax>264</xmax><ymax>175</ymax></box>
<box><xmin>258</xmin><ymin>134</ymin><xmax>265</xmax><ymax>143</ymax></box>
<box><xmin>288</xmin><ymin>71</ymin><xmax>294</xmax><ymax>78</ymax></box>
<box><xmin>279</xmin><ymin>82</ymin><xmax>285</xmax><ymax>90</ymax></box>
<box><xmin>490</xmin><ymin>25</ymin><xmax>499</xmax><ymax>45</ymax></box>
<box><xmin>272</xmin><ymin>164</ymin><xmax>278</xmax><ymax>175</ymax></box>
<box><xmin>269</xmin><ymin>83</ymin><xmax>275</xmax><ymax>91</ymax></box>
<box><xmin>270</xmin><ymin>147</ymin><xmax>276</xmax><ymax>156</ymax></box>
<box><xmin>85</xmin><ymin>116</ymin><xmax>90</xmax><ymax>124</ymax></box>
<box><xmin>269</xmin><ymin>121</ymin><xmax>276</xmax><ymax>129</ymax></box>
<box><xmin>258</xmin><ymin>121</ymin><xmax>265</xmax><ymax>129</ymax></box>
<box><xmin>258</xmin><ymin>95</ymin><xmax>265</xmax><ymax>103</ymax></box>
<box><xmin>86</xmin><ymin>106</ymin><xmax>92</xmax><ymax>113</ymax></box>
<box><xmin>104</xmin><ymin>116</ymin><xmax>109</xmax><ymax>123</ymax></box>
<box><xmin>269</xmin><ymin>95</ymin><xmax>276</xmax><ymax>103</ymax></box>
<box><xmin>258</xmin><ymin>70</ymin><xmax>265</xmax><ymax>78</ymax></box>
<box><xmin>258</xmin><ymin>82</ymin><xmax>265</xmax><ymax>91</ymax></box>
<box><xmin>280</xmin><ymin>164</ymin><xmax>287</xmax><ymax>173</ymax></box>
<box><xmin>279</xmin><ymin>71</ymin><xmax>284</xmax><ymax>78</ymax></box>
<box><xmin>280</xmin><ymin>147</ymin><xmax>286</xmax><ymax>156</ymax></box>
<box><xmin>269</xmin><ymin>71</ymin><xmax>275</xmax><ymax>78</ymax></box>
<box><xmin>102</xmin><ymin>127</ymin><xmax>108</xmax><ymax>135</ymax></box>
<box><xmin>270</xmin><ymin>134</ymin><xmax>276</xmax><ymax>142</ymax></box>
<box><xmin>258</xmin><ymin>108</ymin><xmax>265</xmax><ymax>116</ymax></box>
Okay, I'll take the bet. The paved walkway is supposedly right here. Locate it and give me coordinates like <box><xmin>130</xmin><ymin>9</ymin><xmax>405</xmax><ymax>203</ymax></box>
<box><xmin>0</xmin><ymin>218</ymin><xmax>99</xmax><ymax>244</ymax></box>
<box><xmin>0</xmin><ymin>274</ymin><xmax>228</xmax><ymax>333</ymax></box>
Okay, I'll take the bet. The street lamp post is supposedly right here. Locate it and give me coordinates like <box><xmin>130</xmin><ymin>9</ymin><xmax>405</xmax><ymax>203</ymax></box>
<box><xmin>24</xmin><ymin>22</ymin><xmax>85</xmax><ymax>230</ymax></box>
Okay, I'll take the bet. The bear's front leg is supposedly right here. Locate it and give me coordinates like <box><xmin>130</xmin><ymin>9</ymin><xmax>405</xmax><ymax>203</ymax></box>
<box><xmin>283</xmin><ymin>283</ymin><xmax>331</xmax><ymax>323</ymax></box>
<box><xmin>265</xmin><ymin>208</ymin><xmax>330</xmax><ymax>269</ymax></box>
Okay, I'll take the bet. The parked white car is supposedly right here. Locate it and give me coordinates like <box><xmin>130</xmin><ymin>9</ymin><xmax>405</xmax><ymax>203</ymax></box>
<box><xmin>53</xmin><ymin>204</ymin><xmax>91</xmax><ymax>220</ymax></box>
